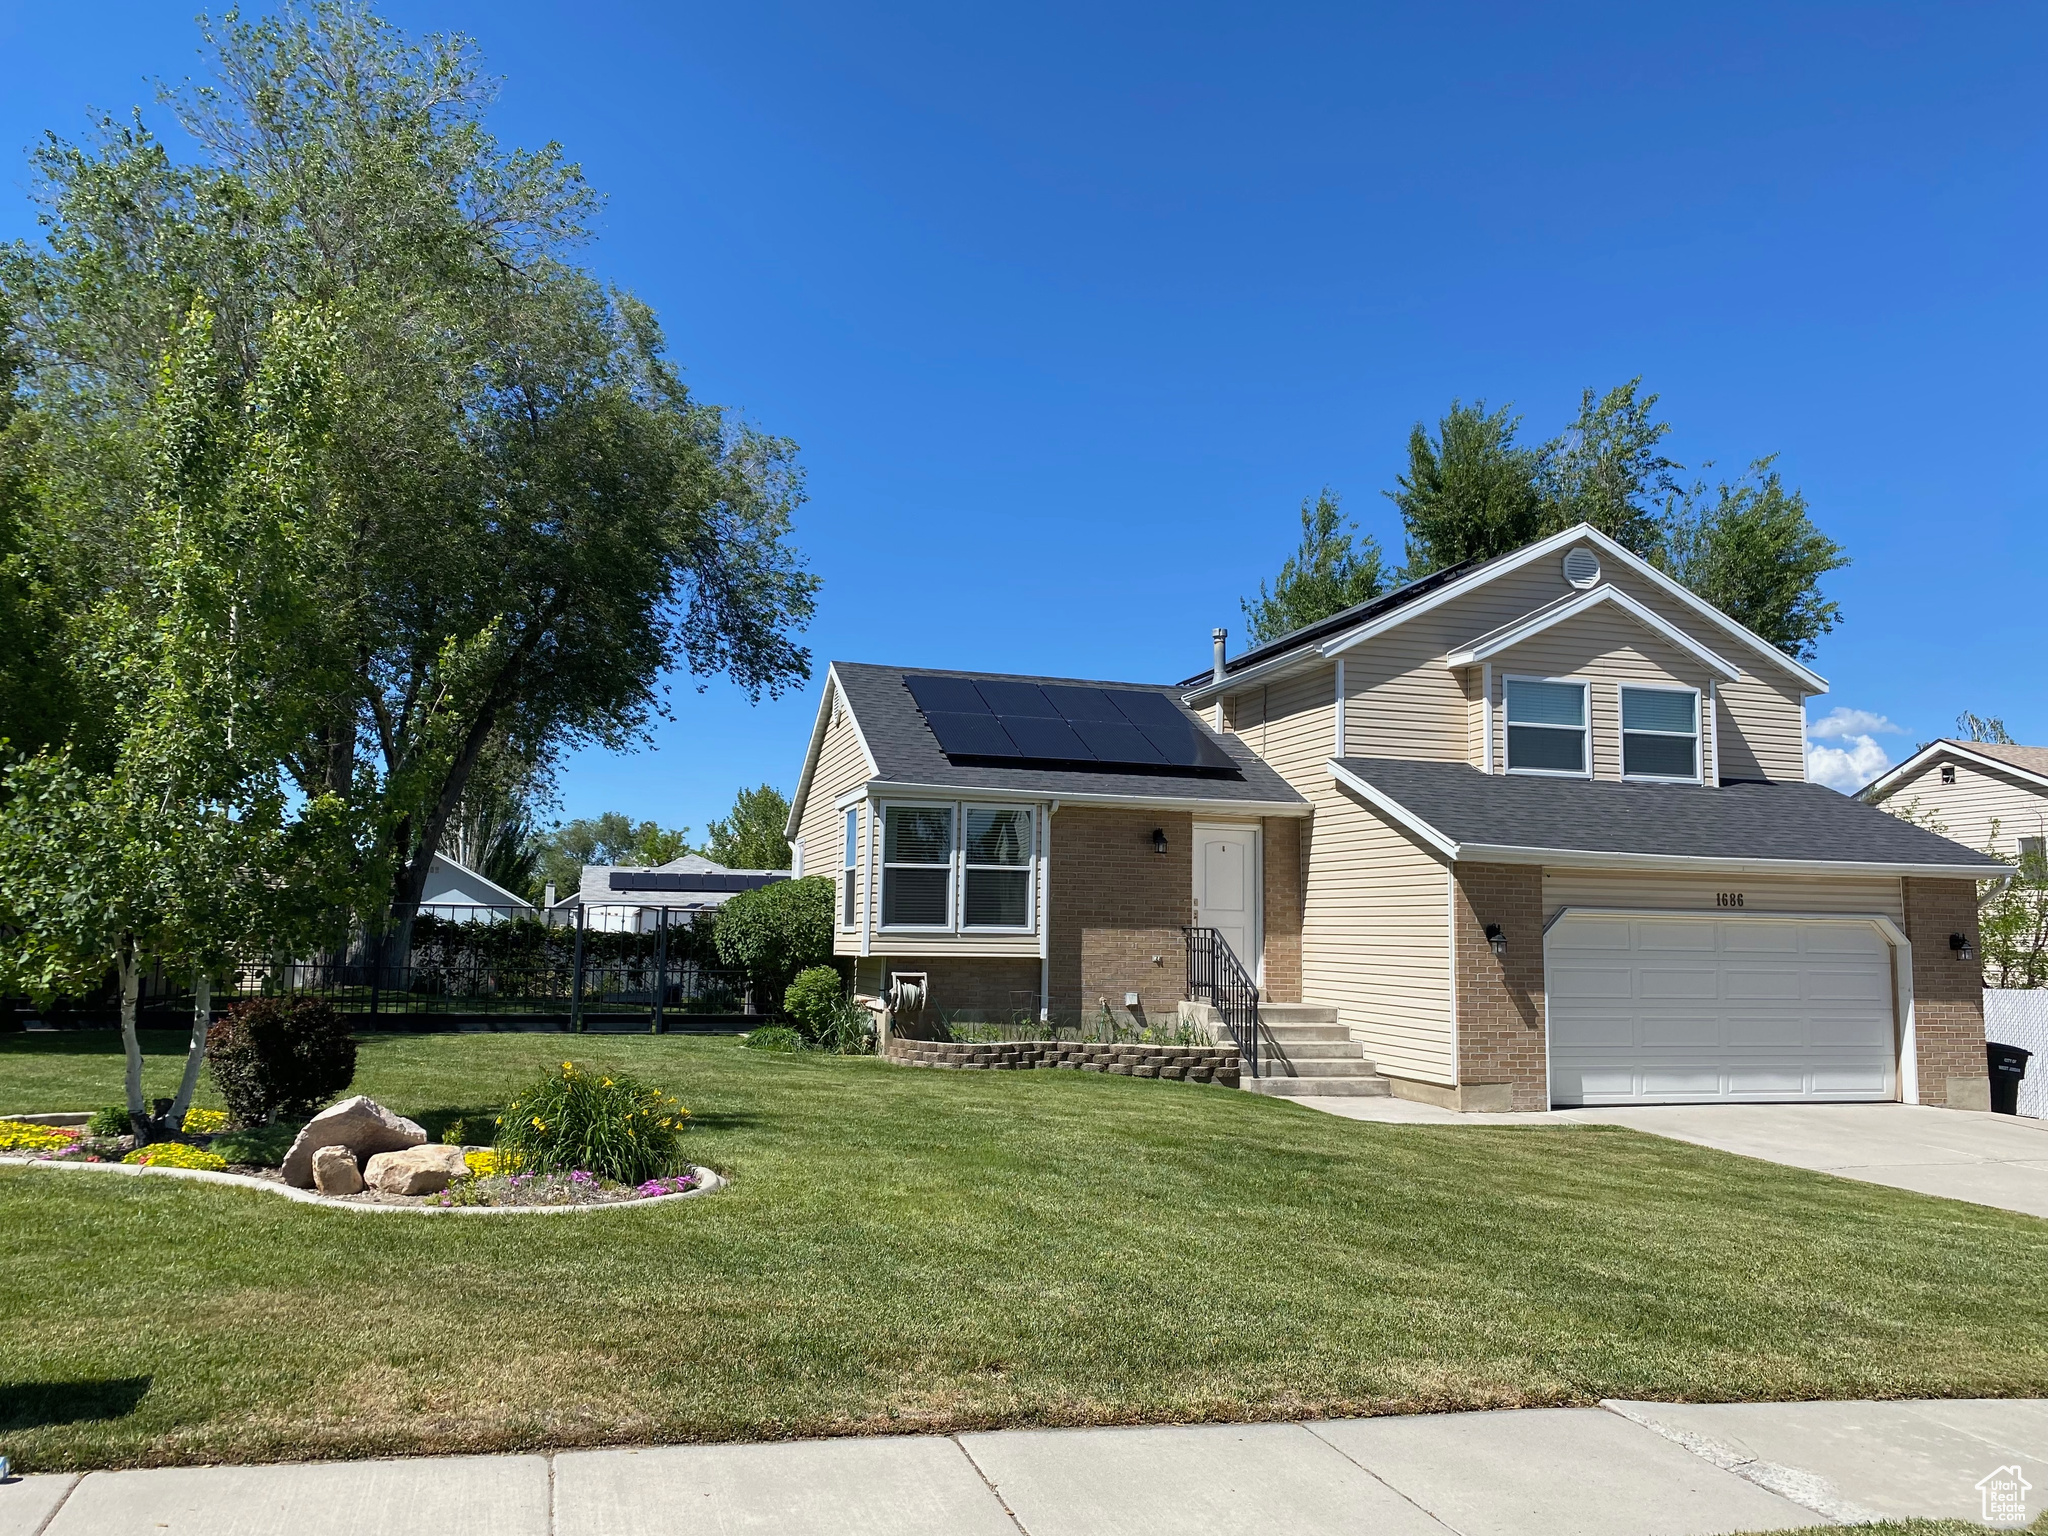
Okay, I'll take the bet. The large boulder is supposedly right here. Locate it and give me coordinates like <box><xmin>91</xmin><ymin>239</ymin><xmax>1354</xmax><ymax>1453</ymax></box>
<box><xmin>363</xmin><ymin>1143</ymin><xmax>470</xmax><ymax>1196</ymax></box>
<box><xmin>310</xmin><ymin>1144</ymin><xmax>363</xmax><ymax>1196</ymax></box>
<box><xmin>280</xmin><ymin>1096</ymin><xmax>426</xmax><ymax>1188</ymax></box>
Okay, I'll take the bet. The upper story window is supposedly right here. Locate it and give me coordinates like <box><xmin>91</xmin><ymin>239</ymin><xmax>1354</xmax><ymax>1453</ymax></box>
<box><xmin>1621</xmin><ymin>685</ymin><xmax>1700</xmax><ymax>782</ymax></box>
<box><xmin>841</xmin><ymin>808</ymin><xmax>860</xmax><ymax>928</ymax></box>
<box><xmin>883</xmin><ymin>806</ymin><xmax>953</xmax><ymax>928</ymax></box>
<box><xmin>964</xmin><ymin>807</ymin><xmax>1033</xmax><ymax>928</ymax></box>
<box><xmin>1941</xmin><ymin>764</ymin><xmax>1956</xmax><ymax>784</ymax></box>
<box><xmin>1504</xmin><ymin>678</ymin><xmax>1589</xmax><ymax>776</ymax></box>
<box><xmin>2021</xmin><ymin>835</ymin><xmax>2045</xmax><ymax>864</ymax></box>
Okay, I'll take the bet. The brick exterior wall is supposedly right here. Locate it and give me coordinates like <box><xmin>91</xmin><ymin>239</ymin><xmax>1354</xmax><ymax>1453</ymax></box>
<box><xmin>1261</xmin><ymin>816</ymin><xmax>1304</xmax><ymax>1003</ymax></box>
<box><xmin>1452</xmin><ymin>862</ymin><xmax>1549</xmax><ymax>1111</ymax></box>
<box><xmin>1047</xmin><ymin>807</ymin><xmax>1192</xmax><ymax>1024</ymax></box>
<box><xmin>1902</xmin><ymin>877</ymin><xmax>1989</xmax><ymax>1109</ymax></box>
<box><xmin>876</xmin><ymin>957</ymin><xmax>1042</xmax><ymax>1016</ymax></box>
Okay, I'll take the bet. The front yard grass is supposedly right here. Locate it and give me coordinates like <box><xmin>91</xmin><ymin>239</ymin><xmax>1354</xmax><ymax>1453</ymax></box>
<box><xmin>3</xmin><ymin>1029</ymin><xmax>2046</xmax><ymax>1472</ymax></box>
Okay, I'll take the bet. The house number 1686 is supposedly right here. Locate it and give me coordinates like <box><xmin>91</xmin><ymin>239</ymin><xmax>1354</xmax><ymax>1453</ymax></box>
<box><xmin>1716</xmin><ymin>892</ymin><xmax>1746</xmax><ymax>908</ymax></box>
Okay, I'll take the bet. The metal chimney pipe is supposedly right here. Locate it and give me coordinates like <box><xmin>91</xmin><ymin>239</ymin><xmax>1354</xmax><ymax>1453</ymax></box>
<box><xmin>1211</xmin><ymin>627</ymin><xmax>1227</xmax><ymax>684</ymax></box>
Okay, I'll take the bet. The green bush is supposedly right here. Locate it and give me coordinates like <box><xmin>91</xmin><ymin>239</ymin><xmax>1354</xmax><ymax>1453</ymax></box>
<box><xmin>782</xmin><ymin>966</ymin><xmax>843</xmax><ymax>1038</ymax></box>
<box><xmin>205</xmin><ymin>998</ymin><xmax>357</xmax><ymax>1125</ymax></box>
<box><xmin>210</xmin><ymin>1121</ymin><xmax>300</xmax><ymax>1168</ymax></box>
<box><xmin>493</xmin><ymin>1062</ymin><xmax>689</xmax><ymax>1184</ymax></box>
<box><xmin>741</xmin><ymin>1025</ymin><xmax>806</xmax><ymax>1053</ymax></box>
<box><xmin>88</xmin><ymin>1105</ymin><xmax>130</xmax><ymax>1138</ymax></box>
<box><xmin>714</xmin><ymin>876</ymin><xmax>834</xmax><ymax>1000</ymax></box>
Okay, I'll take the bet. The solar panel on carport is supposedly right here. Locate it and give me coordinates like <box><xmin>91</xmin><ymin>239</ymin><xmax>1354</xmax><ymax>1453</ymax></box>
<box><xmin>902</xmin><ymin>674</ymin><xmax>1238</xmax><ymax>774</ymax></box>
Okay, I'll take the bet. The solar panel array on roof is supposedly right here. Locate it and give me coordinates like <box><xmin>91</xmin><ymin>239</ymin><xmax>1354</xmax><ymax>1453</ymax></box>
<box><xmin>903</xmin><ymin>675</ymin><xmax>1239</xmax><ymax>775</ymax></box>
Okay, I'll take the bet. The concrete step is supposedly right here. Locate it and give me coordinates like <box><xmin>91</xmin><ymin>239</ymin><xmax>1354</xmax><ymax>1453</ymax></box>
<box><xmin>1244</xmin><ymin>1075</ymin><xmax>1393</xmax><ymax>1097</ymax></box>
<box><xmin>1264</xmin><ymin>1057</ymin><xmax>1380</xmax><ymax>1079</ymax></box>
<box><xmin>1265</xmin><ymin>1039</ymin><xmax>1365</xmax><ymax>1060</ymax></box>
<box><xmin>1260</xmin><ymin>1023</ymin><xmax>1353</xmax><ymax>1043</ymax></box>
<box><xmin>1256</xmin><ymin>1003</ymin><xmax>1341</xmax><ymax>1025</ymax></box>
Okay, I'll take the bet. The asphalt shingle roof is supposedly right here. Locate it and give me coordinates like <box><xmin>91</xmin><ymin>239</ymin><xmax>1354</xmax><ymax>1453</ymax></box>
<box><xmin>834</xmin><ymin>662</ymin><xmax>1307</xmax><ymax>807</ymax></box>
<box><xmin>1333</xmin><ymin>756</ymin><xmax>2008</xmax><ymax>870</ymax></box>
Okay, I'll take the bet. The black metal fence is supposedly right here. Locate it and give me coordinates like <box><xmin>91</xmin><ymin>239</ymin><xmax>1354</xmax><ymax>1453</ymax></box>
<box><xmin>43</xmin><ymin>904</ymin><xmax>760</xmax><ymax>1033</ymax></box>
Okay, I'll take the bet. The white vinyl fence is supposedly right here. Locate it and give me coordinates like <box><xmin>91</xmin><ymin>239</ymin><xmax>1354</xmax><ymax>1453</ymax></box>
<box><xmin>1984</xmin><ymin>989</ymin><xmax>2048</xmax><ymax>1119</ymax></box>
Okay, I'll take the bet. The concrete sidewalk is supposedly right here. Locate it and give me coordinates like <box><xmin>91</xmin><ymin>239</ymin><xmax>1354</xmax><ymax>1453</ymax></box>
<box><xmin>6</xmin><ymin>1398</ymin><xmax>2043</xmax><ymax>1535</ymax></box>
<box><xmin>1306</xmin><ymin>1098</ymin><xmax>2048</xmax><ymax>1220</ymax></box>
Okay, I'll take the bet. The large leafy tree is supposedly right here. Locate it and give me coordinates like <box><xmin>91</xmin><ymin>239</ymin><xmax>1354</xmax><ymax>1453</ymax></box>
<box><xmin>1657</xmin><ymin>458</ymin><xmax>1848</xmax><ymax>660</ymax></box>
<box><xmin>1239</xmin><ymin>489</ymin><xmax>1388</xmax><ymax>645</ymax></box>
<box><xmin>534</xmin><ymin>812</ymin><xmax>693</xmax><ymax>900</ymax></box>
<box><xmin>703</xmin><ymin>784</ymin><xmax>793</xmax><ymax>870</ymax></box>
<box><xmin>1386</xmin><ymin>401</ymin><xmax>1548</xmax><ymax>579</ymax></box>
<box><xmin>2</xmin><ymin>5</ymin><xmax>817</xmax><ymax>966</ymax></box>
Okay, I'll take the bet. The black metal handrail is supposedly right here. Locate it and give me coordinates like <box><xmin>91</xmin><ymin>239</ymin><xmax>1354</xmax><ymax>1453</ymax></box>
<box><xmin>1183</xmin><ymin>926</ymin><xmax>1266</xmax><ymax>1078</ymax></box>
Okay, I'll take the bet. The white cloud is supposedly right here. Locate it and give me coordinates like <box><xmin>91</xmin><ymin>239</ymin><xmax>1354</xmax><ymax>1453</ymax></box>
<box><xmin>1803</xmin><ymin>705</ymin><xmax>1905</xmax><ymax>792</ymax></box>
<box><xmin>1806</xmin><ymin>707</ymin><xmax>1904</xmax><ymax>742</ymax></box>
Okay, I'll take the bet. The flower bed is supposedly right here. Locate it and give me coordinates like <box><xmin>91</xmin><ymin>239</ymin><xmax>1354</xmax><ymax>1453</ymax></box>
<box><xmin>0</xmin><ymin>1118</ymin><xmax>83</xmax><ymax>1154</ymax></box>
<box><xmin>430</xmin><ymin>1167</ymin><xmax>706</xmax><ymax>1208</ymax></box>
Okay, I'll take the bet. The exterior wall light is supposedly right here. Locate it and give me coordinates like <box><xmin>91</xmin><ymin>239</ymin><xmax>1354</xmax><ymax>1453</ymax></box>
<box><xmin>1151</xmin><ymin>828</ymin><xmax>1168</xmax><ymax>855</ymax></box>
<box><xmin>1951</xmin><ymin>932</ymin><xmax>1975</xmax><ymax>962</ymax></box>
<box><xmin>1485</xmin><ymin>923</ymin><xmax>1507</xmax><ymax>960</ymax></box>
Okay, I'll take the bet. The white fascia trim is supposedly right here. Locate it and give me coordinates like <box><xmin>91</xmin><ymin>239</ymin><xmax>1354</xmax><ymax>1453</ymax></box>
<box><xmin>1460</xmin><ymin>843</ymin><xmax>2013</xmax><ymax>881</ymax></box>
<box><xmin>1445</xmin><ymin>584</ymin><xmax>1743</xmax><ymax>681</ymax></box>
<box><xmin>1324</xmin><ymin>523</ymin><xmax>1826</xmax><ymax>691</ymax></box>
<box><xmin>1326</xmin><ymin>759</ymin><xmax>1460</xmax><ymax>859</ymax></box>
<box><xmin>786</xmin><ymin>665</ymin><xmax>882</xmax><ymax>840</ymax></box>
<box><xmin>1860</xmin><ymin>739</ymin><xmax>2048</xmax><ymax>803</ymax></box>
<box><xmin>853</xmin><ymin>779</ymin><xmax>1310</xmax><ymax>818</ymax></box>
<box><xmin>1180</xmin><ymin>645</ymin><xmax>1304</xmax><ymax>707</ymax></box>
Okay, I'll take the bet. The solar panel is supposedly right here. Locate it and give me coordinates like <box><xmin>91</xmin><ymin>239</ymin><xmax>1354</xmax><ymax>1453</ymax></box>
<box><xmin>900</xmin><ymin>674</ymin><xmax>1240</xmax><ymax>777</ymax></box>
<box><xmin>920</xmin><ymin>710</ymin><xmax>1022</xmax><ymax>758</ymax></box>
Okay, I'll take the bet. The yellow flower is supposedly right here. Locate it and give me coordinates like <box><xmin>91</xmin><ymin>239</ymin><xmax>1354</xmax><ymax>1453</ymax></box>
<box><xmin>532</xmin><ymin>1117</ymin><xmax>545</xmax><ymax>1129</ymax></box>
<box><xmin>602</xmin><ymin>1078</ymin><xmax>613</xmax><ymax>1087</ymax></box>
<box><xmin>562</xmin><ymin>1061</ymin><xmax>574</xmax><ymax>1073</ymax></box>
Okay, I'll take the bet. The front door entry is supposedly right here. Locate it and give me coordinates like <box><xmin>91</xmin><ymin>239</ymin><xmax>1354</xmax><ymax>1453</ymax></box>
<box><xmin>1193</xmin><ymin>824</ymin><xmax>1261</xmax><ymax>981</ymax></box>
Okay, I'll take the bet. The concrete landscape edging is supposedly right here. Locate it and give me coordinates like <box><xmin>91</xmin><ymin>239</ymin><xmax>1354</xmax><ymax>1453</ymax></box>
<box><xmin>0</xmin><ymin>1154</ymin><xmax>724</xmax><ymax>1214</ymax></box>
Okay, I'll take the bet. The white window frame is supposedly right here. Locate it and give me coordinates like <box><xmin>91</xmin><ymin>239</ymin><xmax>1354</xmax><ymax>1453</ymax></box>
<box><xmin>1502</xmin><ymin>675</ymin><xmax>1591</xmax><ymax>779</ymax></box>
<box><xmin>879</xmin><ymin>801</ymin><xmax>956</xmax><ymax>932</ymax></box>
<box><xmin>960</xmin><ymin>803</ymin><xmax>1036</xmax><ymax>933</ymax></box>
<box><xmin>1618</xmin><ymin>683</ymin><xmax>1704</xmax><ymax>784</ymax></box>
<box><xmin>840</xmin><ymin>807</ymin><xmax>861</xmax><ymax>930</ymax></box>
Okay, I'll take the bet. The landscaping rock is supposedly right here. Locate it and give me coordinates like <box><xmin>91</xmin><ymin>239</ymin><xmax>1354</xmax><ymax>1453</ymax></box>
<box><xmin>281</xmin><ymin>1096</ymin><xmax>427</xmax><ymax>1187</ymax></box>
<box><xmin>363</xmin><ymin>1143</ymin><xmax>470</xmax><ymax>1196</ymax></box>
<box><xmin>310</xmin><ymin>1144</ymin><xmax>363</xmax><ymax>1195</ymax></box>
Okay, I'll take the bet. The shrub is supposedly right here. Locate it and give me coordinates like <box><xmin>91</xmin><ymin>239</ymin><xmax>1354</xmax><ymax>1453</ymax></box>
<box><xmin>88</xmin><ymin>1106</ymin><xmax>131</xmax><ymax>1138</ymax></box>
<box><xmin>206</xmin><ymin>998</ymin><xmax>357</xmax><ymax>1124</ymax></box>
<box><xmin>0</xmin><ymin>1118</ymin><xmax>81</xmax><ymax>1153</ymax></box>
<box><xmin>441</xmin><ymin>1117</ymin><xmax>477</xmax><ymax>1146</ymax></box>
<box><xmin>493</xmin><ymin>1062</ymin><xmax>689</xmax><ymax>1184</ymax></box>
<box><xmin>742</xmin><ymin>1024</ymin><xmax>806</xmax><ymax>1053</ymax></box>
<box><xmin>817</xmin><ymin>997</ymin><xmax>877</xmax><ymax>1055</ymax></box>
<box><xmin>180</xmin><ymin>1107</ymin><xmax>229</xmax><ymax>1134</ymax></box>
<box><xmin>782</xmin><ymin>966</ymin><xmax>844</xmax><ymax>1038</ymax></box>
<box><xmin>714</xmin><ymin>876</ymin><xmax>834</xmax><ymax>1000</ymax></box>
<box><xmin>210</xmin><ymin>1122</ymin><xmax>300</xmax><ymax>1168</ymax></box>
<box><xmin>124</xmin><ymin>1143</ymin><xmax>229</xmax><ymax>1171</ymax></box>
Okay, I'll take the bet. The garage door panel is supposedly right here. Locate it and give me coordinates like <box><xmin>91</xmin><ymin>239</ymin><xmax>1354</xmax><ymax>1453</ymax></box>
<box><xmin>1548</xmin><ymin>914</ymin><xmax>1897</xmax><ymax>1107</ymax></box>
<box><xmin>1638</xmin><ymin>966</ymin><xmax>1722</xmax><ymax>1001</ymax></box>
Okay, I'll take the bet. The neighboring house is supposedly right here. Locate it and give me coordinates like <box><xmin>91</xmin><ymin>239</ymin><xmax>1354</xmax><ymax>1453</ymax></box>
<box><xmin>419</xmin><ymin>852</ymin><xmax>536</xmax><ymax>920</ymax></box>
<box><xmin>1858</xmin><ymin>739</ymin><xmax>2048</xmax><ymax>859</ymax></box>
<box><xmin>551</xmin><ymin>853</ymin><xmax>790</xmax><ymax>933</ymax></box>
<box><xmin>786</xmin><ymin>523</ymin><xmax>2007</xmax><ymax>1111</ymax></box>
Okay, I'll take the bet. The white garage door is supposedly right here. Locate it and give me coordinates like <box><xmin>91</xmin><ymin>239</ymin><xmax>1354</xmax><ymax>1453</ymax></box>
<box><xmin>1547</xmin><ymin>914</ymin><xmax>1898</xmax><ymax>1107</ymax></box>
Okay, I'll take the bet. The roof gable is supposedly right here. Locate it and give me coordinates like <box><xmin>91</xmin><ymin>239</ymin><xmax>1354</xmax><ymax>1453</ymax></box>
<box><xmin>1860</xmin><ymin>738</ymin><xmax>2048</xmax><ymax>804</ymax></box>
<box><xmin>1185</xmin><ymin>523</ymin><xmax>1824</xmax><ymax>704</ymax></box>
<box><xmin>1444</xmin><ymin>584</ymin><xmax>1742</xmax><ymax>680</ymax></box>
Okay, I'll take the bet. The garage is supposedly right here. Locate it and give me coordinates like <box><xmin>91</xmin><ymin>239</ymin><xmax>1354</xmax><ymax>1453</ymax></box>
<box><xmin>1546</xmin><ymin>912</ymin><xmax>1900</xmax><ymax>1106</ymax></box>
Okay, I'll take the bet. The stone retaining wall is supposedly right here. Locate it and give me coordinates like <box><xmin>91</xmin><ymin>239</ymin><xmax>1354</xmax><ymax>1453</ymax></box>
<box><xmin>886</xmin><ymin>1037</ymin><xmax>1239</xmax><ymax>1087</ymax></box>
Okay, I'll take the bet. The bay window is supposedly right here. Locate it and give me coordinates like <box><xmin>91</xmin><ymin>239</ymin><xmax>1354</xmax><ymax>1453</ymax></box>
<box><xmin>882</xmin><ymin>805</ymin><xmax>953</xmax><ymax>927</ymax></box>
<box><xmin>1621</xmin><ymin>686</ymin><xmax>1700</xmax><ymax>781</ymax></box>
<box><xmin>1505</xmin><ymin>678</ymin><xmax>1589</xmax><ymax>775</ymax></box>
<box><xmin>963</xmin><ymin>807</ymin><xmax>1033</xmax><ymax>928</ymax></box>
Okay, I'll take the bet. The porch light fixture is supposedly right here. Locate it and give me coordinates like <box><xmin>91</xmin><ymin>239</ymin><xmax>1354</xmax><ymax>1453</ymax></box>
<box><xmin>1484</xmin><ymin>923</ymin><xmax>1507</xmax><ymax>960</ymax></box>
<box><xmin>1951</xmin><ymin>932</ymin><xmax>1975</xmax><ymax>962</ymax></box>
<box><xmin>1151</xmin><ymin>828</ymin><xmax>1168</xmax><ymax>855</ymax></box>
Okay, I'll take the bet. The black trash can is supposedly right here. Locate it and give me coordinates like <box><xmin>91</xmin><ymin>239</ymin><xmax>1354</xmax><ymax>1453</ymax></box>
<box><xmin>1987</xmin><ymin>1041</ymin><xmax>2032</xmax><ymax>1116</ymax></box>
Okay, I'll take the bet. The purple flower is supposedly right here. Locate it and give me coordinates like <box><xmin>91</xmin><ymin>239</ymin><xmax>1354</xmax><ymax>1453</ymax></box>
<box><xmin>569</xmin><ymin>1169</ymin><xmax>594</xmax><ymax>1185</ymax></box>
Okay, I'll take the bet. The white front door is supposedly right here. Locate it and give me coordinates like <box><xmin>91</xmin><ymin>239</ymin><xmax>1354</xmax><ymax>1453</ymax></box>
<box><xmin>1193</xmin><ymin>824</ymin><xmax>1261</xmax><ymax>981</ymax></box>
<box><xmin>1547</xmin><ymin>914</ymin><xmax>1899</xmax><ymax>1106</ymax></box>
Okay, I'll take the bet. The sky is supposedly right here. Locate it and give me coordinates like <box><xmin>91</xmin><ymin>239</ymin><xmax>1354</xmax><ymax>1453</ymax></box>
<box><xmin>3</xmin><ymin>2</ymin><xmax>2044</xmax><ymax>827</ymax></box>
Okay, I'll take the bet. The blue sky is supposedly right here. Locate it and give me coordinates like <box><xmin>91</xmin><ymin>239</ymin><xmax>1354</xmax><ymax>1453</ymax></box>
<box><xmin>4</xmin><ymin>3</ymin><xmax>2044</xmax><ymax>827</ymax></box>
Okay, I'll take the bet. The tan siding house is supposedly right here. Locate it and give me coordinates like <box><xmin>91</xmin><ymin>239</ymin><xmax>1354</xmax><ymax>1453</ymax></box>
<box><xmin>1861</xmin><ymin>740</ymin><xmax>2048</xmax><ymax>858</ymax></box>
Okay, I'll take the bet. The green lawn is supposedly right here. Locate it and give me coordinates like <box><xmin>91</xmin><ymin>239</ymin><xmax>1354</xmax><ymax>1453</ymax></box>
<box><xmin>3</xmin><ymin>1030</ymin><xmax>2047</xmax><ymax>1473</ymax></box>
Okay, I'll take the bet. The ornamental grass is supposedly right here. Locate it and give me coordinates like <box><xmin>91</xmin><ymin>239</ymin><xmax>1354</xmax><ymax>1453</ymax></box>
<box><xmin>492</xmin><ymin>1061</ymin><xmax>689</xmax><ymax>1185</ymax></box>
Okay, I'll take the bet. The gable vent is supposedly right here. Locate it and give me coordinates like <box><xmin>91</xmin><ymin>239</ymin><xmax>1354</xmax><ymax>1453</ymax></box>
<box><xmin>1562</xmin><ymin>546</ymin><xmax>1601</xmax><ymax>588</ymax></box>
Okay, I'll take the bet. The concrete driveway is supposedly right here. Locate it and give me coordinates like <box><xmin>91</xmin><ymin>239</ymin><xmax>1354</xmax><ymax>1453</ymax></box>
<box><xmin>1311</xmin><ymin>1098</ymin><xmax>2048</xmax><ymax>1219</ymax></box>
